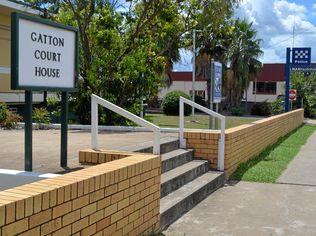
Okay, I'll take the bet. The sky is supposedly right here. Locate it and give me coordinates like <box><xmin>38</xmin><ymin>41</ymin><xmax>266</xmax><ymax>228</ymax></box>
<box><xmin>173</xmin><ymin>0</ymin><xmax>316</xmax><ymax>71</ymax></box>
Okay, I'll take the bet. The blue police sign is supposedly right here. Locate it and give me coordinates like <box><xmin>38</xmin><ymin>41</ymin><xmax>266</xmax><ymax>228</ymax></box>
<box><xmin>212</xmin><ymin>61</ymin><xmax>222</xmax><ymax>103</ymax></box>
<box><xmin>292</xmin><ymin>47</ymin><xmax>311</xmax><ymax>66</ymax></box>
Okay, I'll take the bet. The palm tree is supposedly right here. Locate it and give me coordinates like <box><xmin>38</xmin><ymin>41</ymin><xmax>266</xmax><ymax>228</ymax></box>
<box><xmin>224</xmin><ymin>19</ymin><xmax>263</xmax><ymax>109</ymax></box>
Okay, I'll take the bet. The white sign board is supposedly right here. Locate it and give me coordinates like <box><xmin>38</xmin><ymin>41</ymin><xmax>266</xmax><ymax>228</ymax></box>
<box><xmin>11</xmin><ymin>13</ymin><xmax>78</xmax><ymax>91</ymax></box>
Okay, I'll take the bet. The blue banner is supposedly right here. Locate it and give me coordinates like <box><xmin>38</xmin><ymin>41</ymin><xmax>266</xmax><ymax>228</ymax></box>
<box><xmin>212</xmin><ymin>62</ymin><xmax>222</xmax><ymax>103</ymax></box>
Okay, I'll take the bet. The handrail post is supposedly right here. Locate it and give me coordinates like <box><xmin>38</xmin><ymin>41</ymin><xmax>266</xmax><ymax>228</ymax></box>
<box><xmin>91</xmin><ymin>95</ymin><xmax>99</xmax><ymax>150</ymax></box>
<box><xmin>218</xmin><ymin>116</ymin><xmax>225</xmax><ymax>171</ymax></box>
<box><xmin>179</xmin><ymin>98</ymin><xmax>185</xmax><ymax>148</ymax></box>
<box><xmin>153</xmin><ymin>130</ymin><xmax>160</xmax><ymax>155</ymax></box>
<box><xmin>179</xmin><ymin>96</ymin><xmax>225</xmax><ymax>171</ymax></box>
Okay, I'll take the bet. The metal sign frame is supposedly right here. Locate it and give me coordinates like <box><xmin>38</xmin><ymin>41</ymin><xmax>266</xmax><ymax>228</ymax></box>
<box><xmin>11</xmin><ymin>12</ymin><xmax>79</xmax><ymax>92</ymax></box>
<box><xmin>11</xmin><ymin>12</ymin><xmax>79</xmax><ymax>171</ymax></box>
<box><xmin>285</xmin><ymin>47</ymin><xmax>311</xmax><ymax>112</ymax></box>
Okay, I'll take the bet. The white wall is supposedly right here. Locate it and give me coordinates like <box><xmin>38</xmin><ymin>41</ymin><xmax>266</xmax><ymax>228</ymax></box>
<box><xmin>159</xmin><ymin>81</ymin><xmax>207</xmax><ymax>99</ymax></box>
<box><xmin>159</xmin><ymin>80</ymin><xmax>285</xmax><ymax>103</ymax></box>
<box><xmin>245</xmin><ymin>81</ymin><xmax>285</xmax><ymax>103</ymax></box>
<box><xmin>0</xmin><ymin>92</ymin><xmax>45</xmax><ymax>103</ymax></box>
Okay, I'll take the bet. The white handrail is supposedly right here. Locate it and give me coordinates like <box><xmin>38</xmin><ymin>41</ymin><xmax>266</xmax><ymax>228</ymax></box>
<box><xmin>179</xmin><ymin>96</ymin><xmax>225</xmax><ymax>171</ymax></box>
<box><xmin>91</xmin><ymin>94</ymin><xmax>161</xmax><ymax>154</ymax></box>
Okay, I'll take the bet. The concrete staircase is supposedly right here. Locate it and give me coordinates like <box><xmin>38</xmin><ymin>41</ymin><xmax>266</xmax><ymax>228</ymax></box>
<box><xmin>128</xmin><ymin>137</ymin><xmax>225</xmax><ymax>229</ymax></box>
<box><xmin>158</xmin><ymin>139</ymin><xmax>225</xmax><ymax>230</ymax></box>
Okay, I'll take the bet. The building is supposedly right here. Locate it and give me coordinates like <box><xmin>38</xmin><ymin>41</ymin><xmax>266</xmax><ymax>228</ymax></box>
<box><xmin>159</xmin><ymin>72</ymin><xmax>208</xmax><ymax>100</ymax></box>
<box><xmin>159</xmin><ymin>63</ymin><xmax>287</xmax><ymax>103</ymax></box>
<box><xmin>0</xmin><ymin>0</ymin><xmax>43</xmax><ymax>105</ymax></box>
<box><xmin>247</xmin><ymin>63</ymin><xmax>285</xmax><ymax>102</ymax></box>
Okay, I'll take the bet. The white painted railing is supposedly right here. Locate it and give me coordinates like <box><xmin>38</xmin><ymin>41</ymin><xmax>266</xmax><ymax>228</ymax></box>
<box><xmin>179</xmin><ymin>97</ymin><xmax>226</xmax><ymax>171</ymax></box>
<box><xmin>91</xmin><ymin>94</ymin><xmax>161</xmax><ymax>154</ymax></box>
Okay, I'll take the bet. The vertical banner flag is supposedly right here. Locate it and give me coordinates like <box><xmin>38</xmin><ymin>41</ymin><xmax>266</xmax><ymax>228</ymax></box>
<box><xmin>212</xmin><ymin>61</ymin><xmax>222</xmax><ymax>103</ymax></box>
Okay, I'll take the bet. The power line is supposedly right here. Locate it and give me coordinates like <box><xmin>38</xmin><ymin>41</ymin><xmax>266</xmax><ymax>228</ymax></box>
<box><xmin>271</xmin><ymin>25</ymin><xmax>316</xmax><ymax>47</ymax></box>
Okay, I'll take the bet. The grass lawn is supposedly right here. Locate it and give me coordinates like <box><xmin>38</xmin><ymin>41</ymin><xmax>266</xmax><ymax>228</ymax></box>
<box><xmin>145</xmin><ymin>113</ymin><xmax>260</xmax><ymax>129</ymax></box>
<box><xmin>230</xmin><ymin>125</ymin><xmax>316</xmax><ymax>183</ymax></box>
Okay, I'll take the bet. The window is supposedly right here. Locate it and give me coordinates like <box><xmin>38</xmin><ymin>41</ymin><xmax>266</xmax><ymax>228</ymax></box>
<box><xmin>190</xmin><ymin>90</ymin><xmax>206</xmax><ymax>99</ymax></box>
<box><xmin>253</xmin><ymin>82</ymin><xmax>276</xmax><ymax>95</ymax></box>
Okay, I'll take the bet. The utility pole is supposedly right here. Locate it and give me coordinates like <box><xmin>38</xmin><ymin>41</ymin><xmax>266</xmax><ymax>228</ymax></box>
<box><xmin>192</xmin><ymin>29</ymin><xmax>196</xmax><ymax>121</ymax></box>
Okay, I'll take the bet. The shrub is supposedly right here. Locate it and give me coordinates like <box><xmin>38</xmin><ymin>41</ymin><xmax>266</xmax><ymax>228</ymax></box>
<box><xmin>251</xmin><ymin>101</ymin><xmax>271</xmax><ymax>116</ymax></box>
<box><xmin>271</xmin><ymin>98</ymin><xmax>284</xmax><ymax>115</ymax></box>
<box><xmin>0</xmin><ymin>103</ymin><xmax>22</xmax><ymax>129</ymax></box>
<box><xmin>33</xmin><ymin>107</ymin><xmax>51</xmax><ymax>124</ymax></box>
<box><xmin>0</xmin><ymin>103</ymin><xmax>7</xmax><ymax>123</ymax></box>
<box><xmin>194</xmin><ymin>95</ymin><xmax>207</xmax><ymax>107</ymax></box>
<box><xmin>162</xmin><ymin>91</ymin><xmax>191</xmax><ymax>116</ymax></box>
<box><xmin>231</xmin><ymin>107</ymin><xmax>245</xmax><ymax>116</ymax></box>
<box><xmin>47</xmin><ymin>96</ymin><xmax>61</xmax><ymax>121</ymax></box>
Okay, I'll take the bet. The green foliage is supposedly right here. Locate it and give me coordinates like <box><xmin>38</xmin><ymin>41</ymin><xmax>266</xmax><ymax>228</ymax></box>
<box><xmin>224</xmin><ymin>19</ymin><xmax>263</xmax><ymax>109</ymax></box>
<box><xmin>230</xmin><ymin>125</ymin><xmax>316</xmax><ymax>183</ymax></box>
<box><xmin>21</xmin><ymin>0</ymin><xmax>239</xmax><ymax>125</ymax></box>
<box><xmin>47</xmin><ymin>96</ymin><xmax>61</xmax><ymax>121</ymax></box>
<box><xmin>0</xmin><ymin>103</ymin><xmax>22</xmax><ymax>129</ymax></box>
<box><xmin>231</xmin><ymin>106</ymin><xmax>245</xmax><ymax>116</ymax></box>
<box><xmin>33</xmin><ymin>107</ymin><xmax>51</xmax><ymax>124</ymax></box>
<box><xmin>162</xmin><ymin>91</ymin><xmax>191</xmax><ymax>116</ymax></box>
<box><xmin>251</xmin><ymin>101</ymin><xmax>271</xmax><ymax>116</ymax></box>
<box><xmin>0</xmin><ymin>103</ymin><xmax>7</xmax><ymax>123</ymax></box>
<box><xmin>291</xmin><ymin>72</ymin><xmax>316</xmax><ymax>118</ymax></box>
<box><xmin>145</xmin><ymin>113</ymin><xmax>260</xmax><ymax>129</ymax></box>
<box><xmin>271</xmin><ymin>98</ymin><xmax>284</xmax><ymax>115</ymax></box>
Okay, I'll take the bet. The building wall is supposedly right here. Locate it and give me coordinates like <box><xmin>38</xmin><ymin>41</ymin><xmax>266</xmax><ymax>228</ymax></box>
<box><xmin>0</xmin><ymin>5</ymin><xmax>44</xmax><ymax>104</ymax></box>
<box><xmin>245</xmin><ymin>81</ymin><xmax>285</xmax><ymax>103</ymax></box>
<box><xmin>0</xmin><ymin>9</ymin><xmax>11</xmax><ymax>93</ymax></box>
<box><xmin>184</xmin><ymin>109</ymin><xmax>304</xmax><ymax>177</ymax></box>
<box><xmin>158</xmin><ymin>80</ymin><xmax>284</xmax><ymax>103</ymax></box>
<box><xmin>158</xmin><ymin>81</ymin><xmax>207</xmax><ymax>99</ymax></box>
<box><xmin>0</xmin><ymin>151</ymin><xmax>161</xmax><ymax>235</ymax></box>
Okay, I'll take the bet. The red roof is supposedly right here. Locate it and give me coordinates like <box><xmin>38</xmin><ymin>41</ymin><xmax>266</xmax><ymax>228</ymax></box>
<box><xmin>253</xmin><ymin>64</ymin><xmax>285</xmax><ymax>82</ymax></box>
<box><xmin>171</xmin><ymin>64</ymin><xmax>287</xmax><ymax>82</ymax></box>
<box><xmin>170</xmin><ymin>72</ymin><xmax>205</xmax><ymax>81</ymax></box>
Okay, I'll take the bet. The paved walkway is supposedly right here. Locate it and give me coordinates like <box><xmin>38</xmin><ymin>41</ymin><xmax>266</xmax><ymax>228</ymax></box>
<box><xmin>277</xmin><ymin>129</ymin><xmax>316</xmax><ymax>186</ymax></box>
<box><xmin>0</xmin><ymin>129</ymin><xmax>177</xmax><ymax>173</ymax></box>
<box><xmin>165</xmin><ymin>129</ymin><xmax>316</xmax><ymax>235</ymax></box>
<box><xmin>164</xmin><ymin>181</ymin><xmax>316</xmax><ymax>236</ymax></box>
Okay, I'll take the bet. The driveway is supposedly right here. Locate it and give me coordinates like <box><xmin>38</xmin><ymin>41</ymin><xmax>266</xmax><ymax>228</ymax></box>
<box><xmin>0</xmin><ymin>129</ymin><xmax>177</xmax><ymax>173</ymax></box>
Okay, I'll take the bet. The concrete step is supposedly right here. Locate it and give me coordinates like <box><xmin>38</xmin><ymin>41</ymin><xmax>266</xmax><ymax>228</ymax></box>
<box><xmin>119</xmin><ymin>137</ymin><xmax>179</xmax><ymax>154</ymax></box>
<box><xmin>161</xmin><ymin>149</ymin><xmax>194</xmax><ymax>173</ymax></box>
<box><xmin>160</xmin><ymin>160</ymin><xmax>209</xmax><ymax>198</ymax></box>
<box><xmin>160</xmin><ymin>171</ymin><xmax>225</xmax><ymax>230</ymax></box>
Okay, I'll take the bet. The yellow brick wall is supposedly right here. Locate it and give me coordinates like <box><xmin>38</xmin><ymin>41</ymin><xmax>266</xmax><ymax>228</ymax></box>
<box><xmin>0</xmin><ymin>153</ymin><xmax>161</xmax><ymax>235</ymax></box>
<box><xmin>184</xmin><ymin>109</ymin><xmax>304</xmax><ymax>177</ymax></box>
<box><xmin>79</xmin><ymin>150</ymin><xmax>131</xmax><ymax>165</ymax></box>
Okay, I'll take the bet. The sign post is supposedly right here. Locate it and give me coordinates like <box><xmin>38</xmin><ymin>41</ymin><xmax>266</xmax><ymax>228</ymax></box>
<box><xmin>285</xmin><ymin>47</ymin><xmax>311</xmax><ymax>112</ymax></box>
<box><xmin>11</xmin><ymin>13</ymin><xmax>78</xmax><ymax>171</ymax></box>
<box><xmin>285</xmin><ymin>48</ymin><xmax>291</xmax><ymax>112</ymax></box>
<box><xmin>25</xmin><ymin>90</ymin><xmax>33</xmax><ymax>171</ymax></box>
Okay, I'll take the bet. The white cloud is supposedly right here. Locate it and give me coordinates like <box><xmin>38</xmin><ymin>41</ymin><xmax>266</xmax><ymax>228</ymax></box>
<box><xmin>235</xmin><ymin>0</ymin><xmax>316</xmax><ymax>63</ymax></box>
<box><xmin>173</xmin><ymin>0</ymin><xmax>316</xmax><ymax>70</ymax></box>
<box><xmin>173</xmin><ymin>49</ymin><xmax>193</xmax><ymax>72</ymax></box>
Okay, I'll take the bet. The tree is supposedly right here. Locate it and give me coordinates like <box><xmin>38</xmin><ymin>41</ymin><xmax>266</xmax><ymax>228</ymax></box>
<box><xmin>291</xmin><ymin>72</ymin><xmax>316</xmax><ymax>118</ymax></box>
<box><xmin>21</xmin><ymin>0</ymin><xmax>241</xmax><ymax>123</ymax></box>
<box><xmin>223</xmin><ymin>19</ymin><xmax>263</xmax><ymax>109</ymax></box>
